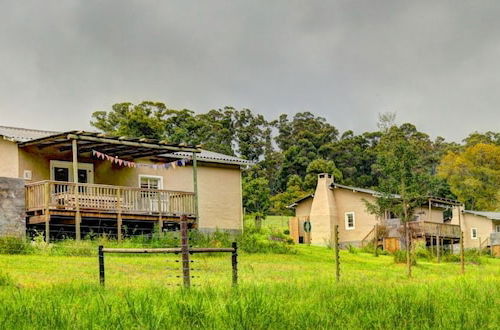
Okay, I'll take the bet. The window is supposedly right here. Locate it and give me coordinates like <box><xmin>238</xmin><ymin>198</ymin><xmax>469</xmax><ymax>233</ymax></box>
<box><xmin>471</xmin><ymin>228</ymin><xmax>478</xmax><ymax>240</ymax></box>
<box><xmin>139</xmin><ymin>175</ymin><xmax>163</xmax><ymax>190</ymax></box>
<box><xmin>495</xmin><ymin>225</ymin><xmax>500</xmax><ymax>233</ymax></box>
<box><xmin>442</xmin><ymin>208</ymin><xmax>453</xmax><ymax>222</ymax></box>
<box><xmin>345</xmin><ymin>212</ymin><xmax>355</xmax><ymax>230</ymax></box>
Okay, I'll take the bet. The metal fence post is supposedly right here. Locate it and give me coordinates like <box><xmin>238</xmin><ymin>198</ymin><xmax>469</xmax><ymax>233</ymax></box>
<box><xmin>334</xmin><ymin>224</ymin><xmax>340</xmax><ymax>282</ymax></box>
<box><xmin>98</xmin><ymin>245</ymin><xmax>105</xmax><ymax>286</ymax></box>
<box><xmin>232</xmin><ymin>242</ymin><xmax>238</xmax><ymax>287</ymax></box>
<box><xmin>180</xmin><ymin>215</ymin><xmax>191</xmax><ymax>288</ymax></box>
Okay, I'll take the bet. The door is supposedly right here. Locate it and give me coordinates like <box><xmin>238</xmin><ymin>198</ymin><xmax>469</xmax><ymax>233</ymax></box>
<box><xmin>50</xmin><ymin>160</ymin><xmax>94</xmax><ymax>183</ymax></box>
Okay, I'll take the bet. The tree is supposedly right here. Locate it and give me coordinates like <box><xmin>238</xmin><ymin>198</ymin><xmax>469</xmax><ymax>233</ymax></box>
<box><xmin>242</xmin><ymin>177</ymin><xmax>271</xmax><ymax>228</ymax></box>
<box><xmin>438</xmin><ymin>143</ymin><xmax>500</xmax><ymax>211</ymax></box>
<box><xmin>270</xmin><ymin>175</ymin><xmax>307</xmax><ymax>215</ymax></box>
<box><xmin>377</xmin><ymin>112</ymin><xmax>397</xmax><ymax>132</ymax></box>
<box><xmin>303</xmin><ymin>159</ymin><xmax>342</xmax><ymax>190</ymax></box>
<box><xmin>367</xmin><ymin>124</ymin><xmax>435</xmax><ymax>277</ymax></box>
<box><xmin>463</xmin><ymin>131</ymin><xmax>500</xmax><ymax>147</ymax></box>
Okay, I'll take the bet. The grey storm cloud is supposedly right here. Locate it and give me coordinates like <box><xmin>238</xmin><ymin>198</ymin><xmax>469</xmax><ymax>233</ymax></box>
<box><xmin>0</xmin><ymin>0</ymin><xmax>499</xmax><ymax>141</ymax></box>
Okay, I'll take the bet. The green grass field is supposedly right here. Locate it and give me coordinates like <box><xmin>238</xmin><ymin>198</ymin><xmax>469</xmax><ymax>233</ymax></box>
<box><xmin>1</xmin><ymin>244</ymin><xmax>499</xmax><ymax>329</ymax></box>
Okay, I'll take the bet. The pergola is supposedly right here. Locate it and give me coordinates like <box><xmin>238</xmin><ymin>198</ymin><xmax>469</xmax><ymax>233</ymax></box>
<box><xmin>20</xmin><ymin>131</ymin><xmax>202</xmax><ymax>240</ymax></box>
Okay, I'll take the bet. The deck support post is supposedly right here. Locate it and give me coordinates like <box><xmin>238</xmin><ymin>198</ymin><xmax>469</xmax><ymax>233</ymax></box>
<box><xmin>436</xmin><ymin>233</ymin><xmax>441</xmax><ymax>263</ymax></box>
<box><xmin>72</xmin><ymin>139</ymin><xmax>81</xmax><ymax>240</ymax></box>
<box><xmin>192</xmin><ymin>152</ymin><xmax>199</xmax><ymax>222</ymax></box>
<box><xmin>44</xmin><ymin>182</ymin><xmax>50</xmax><ymax>243</ymax></box>
<box><xmin>117</xmin><ymin>188</ymin><xmax>122</xmax><ymax>241</ymax></box>
<box><xmin>430</xmin><ymin>235</ymin><xmax>434</xmax><ymax>258</ymax></box>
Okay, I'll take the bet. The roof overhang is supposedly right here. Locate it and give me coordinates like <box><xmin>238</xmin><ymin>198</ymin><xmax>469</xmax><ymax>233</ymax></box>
<box><xmin>18</xmin><ymin>131</ymin><xmax>201</xmax><ymax>159</ymax></box>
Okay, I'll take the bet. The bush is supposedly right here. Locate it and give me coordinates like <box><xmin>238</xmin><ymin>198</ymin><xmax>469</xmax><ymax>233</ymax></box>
<box><xmin>393</xmin><ymin>250</ymin><xmax>416</xmax><ymax>265</ymax></box>
<box><xmin>0</xmin><ymin>236</ymin><xmax>33</xmax><ymax>255</ymax></box>
<box><xmin>0</xmin><ymin>272</ymin><xmax>15</xmax><ymax>287</ymax></box>
<box><xmin>414</xmin><ymin>242</ymin><xmax>432</xmax><ymax>260</ymax></box>
<box><xmin>347</xmin><ymin>244</ymin><xmax>359</xmax><ymax>254</ymax></box>
<box><xmin>237</xmin><ymin>226</ymin><xmax>296</xmax><ymax>254</ymax></box>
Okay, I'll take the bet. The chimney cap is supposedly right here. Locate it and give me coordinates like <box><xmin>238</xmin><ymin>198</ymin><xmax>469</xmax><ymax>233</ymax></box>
<box><xmin>318</xmin><ymin>173</ymin><xmax>332</xmax><ymax>179</ymax></box>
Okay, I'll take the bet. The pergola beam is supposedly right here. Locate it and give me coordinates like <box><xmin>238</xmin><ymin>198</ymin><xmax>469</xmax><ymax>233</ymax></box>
<box><xmin>67</xmin><ymin>134</ymin><xmax>200</xmax><ymax>153</ymax></box>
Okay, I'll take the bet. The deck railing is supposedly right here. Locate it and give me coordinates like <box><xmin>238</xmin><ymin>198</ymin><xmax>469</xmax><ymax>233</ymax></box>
<box><xmin>25</xmin><ymin>181</ymin><xmax>195</xmax><ymax>216</ymax></box>
<box><xmin>382</xmin><ymin>219</ymin><xmax>461</xmax><ymax>238</ymax></box>
<box><xmin>410</xmin><ymin>221</ymin><xmax>461</xmax><ymax>238</ymax></box>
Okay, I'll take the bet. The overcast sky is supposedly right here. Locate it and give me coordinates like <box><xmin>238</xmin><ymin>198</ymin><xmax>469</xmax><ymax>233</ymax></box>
<box><xmin>1</xmin><ymin>1</ymin><xmax>499</xmax><ymax>141</ymax></box>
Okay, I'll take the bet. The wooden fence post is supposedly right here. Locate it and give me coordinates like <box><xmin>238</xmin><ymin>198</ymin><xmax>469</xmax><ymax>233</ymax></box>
<box><xmin>334</xmin><ymin>224</ymin><xmax>340</xmax><ymax>282</ymax></box>
<box><xmin>98</xmin><ymin>245</ymin><xmax>105</xmax><ymax>286</ymax></box>
<box><xmin>232</xmin><ymin>241</ymin><xmax>238</xmax><ymax>287</ymax></box>
<box><xmin>180</xmin><ymin>215</ymin><xmax>191</xmax><ymax>288</ymax></box>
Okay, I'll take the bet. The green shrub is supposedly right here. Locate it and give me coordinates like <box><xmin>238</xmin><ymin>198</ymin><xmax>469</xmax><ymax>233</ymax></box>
<box><xmin>50</xmin><ymin>240</ymin><xmax>95</xmax><ymax>256</ymax></box>
<box><xmin>393</xmin><ymin>250</ymin><xmax>416</xmax><ymax>265</ymax></box>
<box><xmin>0</xmin><ymin>236</ymin><xmax>33</xmax><ymax>255</ymax></box>
<box><xmin>237</xmin><ymin>226</ymin><xmax>296</xmax><ymax>254</ymax></box>
<box><xmin>0</xmin><ymin>272</ymin><xmax>15</xmax><ymax>287</ymax></box>
<box><xmin>414</xmin><ymin>242</ymin><xmax>432</xmax><ymax>260</ymax></box>
<box><xmin>347</xmin><ymin>244</ymin><xmax>359</xmax><ymax>254</ymax></box>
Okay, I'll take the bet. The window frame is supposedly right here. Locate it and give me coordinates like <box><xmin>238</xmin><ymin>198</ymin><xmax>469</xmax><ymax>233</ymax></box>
<box><xmin>344</xmin><ymin>212</ymin><xmax>355</xmax><ymax>230</ymax></box>
<box><xmin>470</xmin><ymin>228</ymin><xmax>478</xmax><ymax>240</ymax></box>
<box><xmin>495</xmin><ymin>225</ymin><xmax>500</xmax><ymax>233</ymax></box>
<box><xmin>138</xmin><ymin>174</ymin><xmax>164</xmax><ymax>190</ymax></box>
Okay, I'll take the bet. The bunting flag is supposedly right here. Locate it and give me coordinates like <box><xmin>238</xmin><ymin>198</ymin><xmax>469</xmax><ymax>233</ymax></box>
<box><xmin>92</xmin><ymin>150</ymin><xmax>189</xmax><ymax>170</ymax></box>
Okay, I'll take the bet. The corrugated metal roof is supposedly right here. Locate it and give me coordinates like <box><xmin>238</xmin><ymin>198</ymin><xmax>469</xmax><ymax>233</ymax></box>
<box><xmin>0</xmin><ymin>125</ymin><xmax>58</xmax><ymax>142</ymax></box>
<box><xmin>463</xmin><ymin>210</ymin><xmax>500</xmax><ymax>220</ymax></box>
<box><xmin>0</xmin><ymin>125</ymin><xmax>250</xmax><ymax>166</ymax></box>
<box><xmin>161</xmin><ymin>150</ymin><xmax>253</xmax><ymax>166</ymax></box>
<box><xmin>331</xmin><ymin>183</ymin><xmax>401</xmax><ymax>198</ymax></box>
<box><xmin>287</xmin><ymin>194</ymin><xmax>314</xmax><ymax>208</ymax></box>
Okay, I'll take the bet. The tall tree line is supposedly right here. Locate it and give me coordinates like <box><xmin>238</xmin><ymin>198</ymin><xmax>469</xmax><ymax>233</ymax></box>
<box><xmin>91</xmin><ymin>102</ymin><xmax>500</xmax><ymax>214</ymax></box>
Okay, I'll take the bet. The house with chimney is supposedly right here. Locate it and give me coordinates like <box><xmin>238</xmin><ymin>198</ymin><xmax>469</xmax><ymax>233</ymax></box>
<box><xmin>289</xmin><ymin>173</ymin><xmax>500</xmax><ymax>255</ymax></box>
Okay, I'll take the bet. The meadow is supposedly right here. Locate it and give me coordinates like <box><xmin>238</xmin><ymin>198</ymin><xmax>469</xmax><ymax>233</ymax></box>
<box><xmin>1</xmin><ymin>239</ymin><xmax>499</xmax><ymax>329</ymax></box>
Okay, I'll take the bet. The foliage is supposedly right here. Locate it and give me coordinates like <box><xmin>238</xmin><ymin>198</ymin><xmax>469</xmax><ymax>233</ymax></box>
<box><xmin>0</xmin><ymin>236</ymin><xmax>33</xmax><ymax>255</ymax></box>
<box><xmin>0</xmin><ymin>247</ymin><xmax>499</xmax><ymax>329</ymax></box>
<box><xmin>90</xmin><ymin>102</ymin><xmax>498</xmax><ymax>215</ymax></box>
<box><xmin>393</xmin><ymin>250</ymin><xmax>416</xmax><ymax>265</ymax></box>
<box><xmin>237</xmin><ymin>226</ymin><xmax>296</xmax><ymax>254</ymax></box>
<box><xmin>269</xmin><ymin>175</ymin><xmax>308</xmax><ymax>215</ymax></box>
<box><xmin>242</xmin><ymin>176</ymin><xmax>271</xmax><ymax>217</ymax></box>
<box><xmin>438</xmin><ymin>143</ymin><xmax>500</xmax><ymax>210</ymax></box>
<box><xmin>0</xmin><ymin>272</ymin><xmax>15</xmax><ymax>287</ymax></box>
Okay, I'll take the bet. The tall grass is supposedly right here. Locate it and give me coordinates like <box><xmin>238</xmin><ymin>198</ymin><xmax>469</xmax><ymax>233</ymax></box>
<box><xmin>0</xmin><ymin>279</ymin><xmax>498</xmax><ymax>329</ymax></box>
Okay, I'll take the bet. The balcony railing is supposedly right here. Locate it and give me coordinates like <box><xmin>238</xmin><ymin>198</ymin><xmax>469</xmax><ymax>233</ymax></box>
<box><xmin>25</xmin><ymin>181</ymin><xmax>196</xmax><ymax>217</ymax></box>
<box><xmin>410</xmin><ymin>221</ymin><xmax>461</xmax><ymax>238</ymax></box>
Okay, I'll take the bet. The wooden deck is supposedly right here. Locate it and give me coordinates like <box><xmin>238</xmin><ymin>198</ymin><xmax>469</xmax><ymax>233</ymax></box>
<box><xmin>25</xmin><ymin>181</ymin><xmax>196</xmax><ymax>224</ymax></box>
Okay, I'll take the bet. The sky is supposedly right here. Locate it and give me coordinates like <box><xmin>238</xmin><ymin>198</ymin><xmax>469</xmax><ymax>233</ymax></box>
<box><xmin>1</xmin><ymin>1</ymin><xmax>499</xmax><ymax>141</ymax></box>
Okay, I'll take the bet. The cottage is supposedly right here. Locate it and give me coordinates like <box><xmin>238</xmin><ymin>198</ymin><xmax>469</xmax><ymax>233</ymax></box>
<box><xmin>289</xmin><ymin>173</ymin><xmax>499</xmax><ymax>252</ymax></box>
<box><xmin>0</xmin><ymin>126</ymin><xmax>251</xmax><ymax>240</ymax></box>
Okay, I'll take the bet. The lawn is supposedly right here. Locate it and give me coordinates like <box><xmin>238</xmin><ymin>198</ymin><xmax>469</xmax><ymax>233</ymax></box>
<box><xmin>1</xmin><ymin>244</ymin><xmax>499</xmax><ymax>329</ymax></box>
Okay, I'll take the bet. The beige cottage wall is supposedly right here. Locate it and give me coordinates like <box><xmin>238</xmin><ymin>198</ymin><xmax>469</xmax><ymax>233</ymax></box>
<box><xmin>332</xmin><ymin>188</ymin><xmax>378</xmax><ymax>245</ymax></box>
<box><xmin>196</xmin><ymin>165</ymin><xmax>243</xmax><ymax>232</ymax></box>
<box><xmin>18</xmin><ymin>148</ymin><xmax>243</xmax><ymax>232</ymax></box>
<box><xmin>0</xmin><ymin>138</ymin><xmax>19</xmax><ymax>178</ymax></box>
<box><xmin>462</xmin><ymin>214</ymin><xmax>493</xmax><ymax>249</ymax></box>
<box><xmin>413</xmin><ymin>207</ymin><xmax>459</xmax><ymax>223</ymax></box>
<box><xmin>295</xmin><ymin>198</ymin><xmax>313</xmax><ymax>217</ymax></box>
